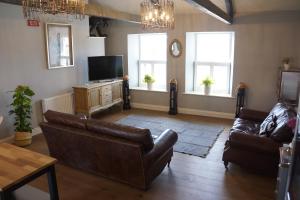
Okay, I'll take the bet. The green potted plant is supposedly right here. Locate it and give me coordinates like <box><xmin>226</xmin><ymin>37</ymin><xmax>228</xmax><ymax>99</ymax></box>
<box><xmin>202</xmin><ymin>77</ymin><xmax>214</xmax><ymax>95</ymax></box>
<box><xmin>9</xmin><ymin>85</ymin><xmax>35</xmax><ymax>147</ymax></box>
<box><xmin>144</xmin><ymin>74</ymin><xmax>155</xmax><ymax>90</ymax></box>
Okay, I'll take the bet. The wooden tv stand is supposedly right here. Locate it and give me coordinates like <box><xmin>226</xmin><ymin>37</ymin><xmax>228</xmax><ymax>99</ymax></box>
<box><xmin>73</xmin><ymin>80</ymin><xmax>123</xmax><ymax>116</ymax></box>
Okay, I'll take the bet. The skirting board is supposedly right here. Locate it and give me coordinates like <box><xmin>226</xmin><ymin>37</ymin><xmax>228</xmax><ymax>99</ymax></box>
<box><xmin>131</xmin><ymin>103</ymin><xmax>235</xmax><ymax>119</ymax></box>
<box><xmin>0</xmin><ymin>126</ymin><xmax>42</xmax><ymax>143</ymax></box>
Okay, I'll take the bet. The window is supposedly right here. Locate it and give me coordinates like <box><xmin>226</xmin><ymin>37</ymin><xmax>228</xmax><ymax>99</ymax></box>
<box><xmin>185</xmin><ymin>32</ymin><xmax>235</xmax><ymax>96</ymax></box>
<box><xmin>128</xmin><ymin>33</ymin><xmax>167</xmax><ymax>91</ymax></box>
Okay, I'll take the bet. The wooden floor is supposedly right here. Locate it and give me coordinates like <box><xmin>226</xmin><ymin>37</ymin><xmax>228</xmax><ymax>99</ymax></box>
<box><xmin>27</xmin><ymin>108</ymin><xmax>276</xmax><ymax>200</ymax></box>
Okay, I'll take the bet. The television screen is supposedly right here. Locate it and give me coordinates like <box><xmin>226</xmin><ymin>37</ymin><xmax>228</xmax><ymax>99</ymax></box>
<box><xmin>88</xmin><ymin>56</ymin><xmax>123</xmax><ymax>81</ymax></box>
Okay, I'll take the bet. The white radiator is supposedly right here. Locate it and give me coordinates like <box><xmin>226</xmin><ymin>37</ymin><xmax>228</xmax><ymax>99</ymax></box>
<box><xmin>42</xmin><ymin>92</ymin><xmax>75</xmax><ymax>115</ymax></box>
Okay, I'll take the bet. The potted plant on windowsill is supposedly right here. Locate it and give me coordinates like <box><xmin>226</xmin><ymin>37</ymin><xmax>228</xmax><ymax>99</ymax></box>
<box><xmin>144</xmin><ymin>74</ymin><xmax>155</xmax><ymax>90</ymax></box>
<box><xmin>202</xmin><ymin>77</ymin><xmax>214</xmax><ymax>95</ymax></box>
<box><xmin>282</xmin><ymin>57</ymin><xmax>290</xmax><ymax>70</ymax></box>
<box><xmin>9</xmin><ymin>85</ymin><xmax>35</xmax><ymax>147</ymax></box>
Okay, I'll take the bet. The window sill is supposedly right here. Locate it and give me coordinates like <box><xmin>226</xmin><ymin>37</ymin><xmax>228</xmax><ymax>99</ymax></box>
<box><xmin>130</xmin><ymin>87</ymin><xmax>168</xmax><ymax>93</ymax></box>
<box><xmin>183</xmin><ymin>91</ymin><xmax>235</xmax><ymax>99</ymax></box>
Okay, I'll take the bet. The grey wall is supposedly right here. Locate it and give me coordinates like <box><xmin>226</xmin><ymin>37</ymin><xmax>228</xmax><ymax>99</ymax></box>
<box><xmin>0</xmin><ymin>3</ymin><xmax>96</xmax><ymax>138</ymax></box>
<box><xmin>105</xmin><ymin>11</ymin><xmax>300</xmax><ymax>114</ymax></box>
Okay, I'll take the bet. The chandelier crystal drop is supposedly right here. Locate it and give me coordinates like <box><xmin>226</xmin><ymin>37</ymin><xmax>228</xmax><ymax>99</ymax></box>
<box><xmin>140</xmin><ymin>0</ymin><xmax>175</xmax><ymax>29</ymax></box>
<box><xmin>22</xmin><ymin>0</ymin><xmax>85</xmax><ymax>20</ymax></box>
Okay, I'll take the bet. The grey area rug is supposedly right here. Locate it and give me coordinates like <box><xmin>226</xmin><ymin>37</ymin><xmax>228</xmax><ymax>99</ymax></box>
<box><xmin>116</xmin><ymin>114</ymin><xmax>224</xmax><ymax>158</ymax></box>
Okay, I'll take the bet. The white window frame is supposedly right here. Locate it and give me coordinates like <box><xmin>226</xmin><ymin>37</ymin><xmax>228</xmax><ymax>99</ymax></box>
<box><xmin>136</xmin><ymin>33</ymin><xmax>167</xmax><ymax>90</ymax></box>
<box><xmin>193</xmin><ymin>62</ymin><xmax>231</xmax><ymax>94</ymax></box>
<box><xmin>138</xmin><ymin>60</ymin><xmax>166</xmax><ymax>88</ymax></box>
<box><xmin>192</xmin><ymin>32</ymin><xmax>234</xmax><ymax>96</ymax></box>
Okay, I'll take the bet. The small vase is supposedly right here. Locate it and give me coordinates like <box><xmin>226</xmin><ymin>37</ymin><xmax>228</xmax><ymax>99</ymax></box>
<box><xmin>283</xmin><ymin>63</ymin><xmax>290</xmax><ymax>71</ymax></box>
<box><xmin>204</xmin><ymin>86</ymin><xmax>211</xmax><ymax>95</ymax></box>
<box><xmin>147</xmin><ymin>83</ymin><xmax>153</xmax><ymax>90</ymax></box>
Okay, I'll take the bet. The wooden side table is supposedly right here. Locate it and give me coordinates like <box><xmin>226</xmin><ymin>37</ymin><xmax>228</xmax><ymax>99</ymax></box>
<box><xmin>0</xmin><ymin>143</ymin><xmax>59</xmax><ymax>200</ymax></box>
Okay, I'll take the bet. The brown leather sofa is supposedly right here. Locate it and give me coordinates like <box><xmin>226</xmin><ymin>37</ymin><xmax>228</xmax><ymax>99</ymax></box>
<box><xmin>222</xmin><ymin>103</ymin><xmax>296</xmax><ymax>175</ymax></box>
<box><xmin>40</xmin><ymin>110</ymin><xmax>178</xmax><ymax>190</ymax></box>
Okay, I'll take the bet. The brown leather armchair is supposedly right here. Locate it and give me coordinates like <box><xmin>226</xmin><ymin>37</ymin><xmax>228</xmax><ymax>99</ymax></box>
<box><xmin>222</xmin><ymin>103</ymin><xmax>296</xmax><ymax>175</ymax></box>
<box><xmin>40</xmin><ymin>110</ymin><xmax>178</xmax><ymax>190</ymax></box>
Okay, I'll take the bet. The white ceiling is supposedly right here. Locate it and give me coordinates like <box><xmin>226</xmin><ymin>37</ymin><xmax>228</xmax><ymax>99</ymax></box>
<box><xmin>232</xmin><ymin>0</ymin><xmax>300</xmax><ymax>14</ymax></box>
<box><xmin>89</xmin><ymin>0</ymin><xmax>300</xmax><ymax>15</ymax></box>
<box><xmin>89</xmin><ymin>0</ymin><xmax>201</xmax><ymax>14</ymax></box>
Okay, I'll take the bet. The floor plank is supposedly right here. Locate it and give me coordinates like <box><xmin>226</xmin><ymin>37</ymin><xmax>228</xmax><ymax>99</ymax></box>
<box><xmin>27</xmin><ymin>108</ymin><xmax>276</xmax><ymax>200</ymax></box>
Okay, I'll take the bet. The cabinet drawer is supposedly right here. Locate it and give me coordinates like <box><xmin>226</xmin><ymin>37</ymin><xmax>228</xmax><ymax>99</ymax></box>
<box><xmin>103</xmin><ymin>93</ymin><xmax>112</xmax><ymax>99</ymax></box>
<box><xmin>102</xmin><ymin>90</ymin><xmax>112</xmax><ymax>96</ymax></box>
<box><xmin>102</xmin><ymin>85</ymin><xmax>112</xmax><ymax>92</ymax></box>
<box><xmin>102</xmin><ymin>91</ymin><xmax>112</xmax><ymax>105</ymax></box>
<box><xmin>102</xmin><ymin>96</ymin><xmax>112</xmax><ymax>104</ymax></box>
<box><xmin>103</xmin><ymin>99</ymin><xmax>112</xmax><ymax>105</ymax></box>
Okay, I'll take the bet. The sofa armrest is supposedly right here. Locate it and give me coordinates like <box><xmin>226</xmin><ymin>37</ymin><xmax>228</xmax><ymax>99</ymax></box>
<box><xmin>229</xmin><ymin>132</ymin><xmax>281</xmax><ymax>154</ymax></box>
<box><xmin>143</xmin><ymin>129</ymin><xmax>178</xmax><ymax>167</ymax></box>
<box><xmin>239</xmin><ymin>108</ymin><xmax>269</xmax><ymax>122</ymax></box>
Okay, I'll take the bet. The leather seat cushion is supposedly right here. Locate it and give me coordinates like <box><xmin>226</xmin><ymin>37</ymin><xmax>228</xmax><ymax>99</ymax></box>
<box><xmin>87</xmin><ymin>119</ymin><xmax>154</xmax><ymax>152</ymax></box>
<box><xmin>263</xmin><ymin>103</ymin><xmax>296</xmax><ymax>142</ymax></box>
<box><xmin>259</xmin><ymin>114</ymin><xmax>277</xmax><ymax>136</ymax></box>
<box><xmin>44</xmin><ymin>110</ymin><xmax>87</xmax><ymax>129</ymax></box>
<box><xmin>230</xmin><ymin>118</ymin><xmax>261</xmax><ymax>135</ymax></box>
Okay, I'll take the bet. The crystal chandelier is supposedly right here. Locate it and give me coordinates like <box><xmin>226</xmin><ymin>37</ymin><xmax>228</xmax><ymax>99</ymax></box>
<box><xmin>22</xmin><ymin>0</ymin><xmax>85</xmax><ymax>20</ymax></box>
<box><xmin>140</xmin><ymin>0</ymin><xmax>175</xmax><ymax>29</ymax></box>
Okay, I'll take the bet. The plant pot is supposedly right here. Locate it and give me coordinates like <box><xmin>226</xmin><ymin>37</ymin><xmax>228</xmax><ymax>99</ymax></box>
<box><xmin>204</xmin><ymin>86</ymin><xmax>211</xmax><ymax>95</ymax></box>
<box><xmin>15</xmin><ymin>132</ymin><xmax>32</xmax><ymax>147</ymax></box>
<box><xmin>147</xmin><ymin>83</ymin><xmax>153</xmax><ymax>90</ymax></box>
<box><xmin>283</xmin><ymin>63</ymin><xmax>290</xmax><ymax>71</ymax></box>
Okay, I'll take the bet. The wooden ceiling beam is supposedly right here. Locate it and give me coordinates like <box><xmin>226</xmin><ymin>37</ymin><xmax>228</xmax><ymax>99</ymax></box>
<box><xmin>0</xmin><ymin>0</ymin><xmax>21</xmax><ymax>5</ymax></box>
<box><xmin>184</xmin><ymin>0</ymin><xmax>233</xmax><ymax>24</ymax></box>
<box><xmin>0</xmin><ymin>0</ymin><xmax>141</xmax><ymax>23</ymax></box>
<box><xmin>225</xmin><ymin>0</ymin><xmax>233</xmax><ymax>18</ymax></box>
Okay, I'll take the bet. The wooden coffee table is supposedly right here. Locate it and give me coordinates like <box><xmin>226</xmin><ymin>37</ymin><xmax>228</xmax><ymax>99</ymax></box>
<box><xmin>0</xmin><ymin>143</ymin><xmax>59</xmax><ymax>200</ymax></box>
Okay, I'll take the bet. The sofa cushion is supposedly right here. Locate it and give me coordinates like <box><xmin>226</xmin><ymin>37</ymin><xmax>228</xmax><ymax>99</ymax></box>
<box><xmin>44</xmin><ymin>110</ymin><xmax>87</xmax><ymax>129</ymax></box>
<box><xmin>268</xmin><ymin>103</ymin><xmax>296</xmax><ymax>125</ymax></box>
<box><xmin>87</xmin><ymin>119</ymin><xmax>154</xmax><ymax>153</ymax></box>
<box><xmin>270</xmin><ymin>123</ymin><xmax>294</xmax><ymax>143</ymax></box>
<box><xmin>230</xmin><ymin>118</ymin><xmax>260</xmax><ymax>135</ymax></box>
<box><xmin>259</xmin><ymin>115</ymin><xmax>277</xmax><ymax>136</ymax></box>
<box><xmin>267</xmin><ymin>103</ymin><xmax>296</xmax><ymax>143</ymax></box>
<box><xmin>269</xmin><ymin>103</ymin><xmax>291</xmax><ymax>117</ymax></box>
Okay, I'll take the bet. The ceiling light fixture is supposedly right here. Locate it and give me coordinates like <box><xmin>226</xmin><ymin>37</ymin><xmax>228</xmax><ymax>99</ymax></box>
<box><xmin>140</xmin><ymin>0</ymin><xmax>175</xmax><ymax>29</ymax></box>
<box><xmin>22</xmin><ymin>0</ymin><xmax>85</xmax><ymax>20</ymax></box>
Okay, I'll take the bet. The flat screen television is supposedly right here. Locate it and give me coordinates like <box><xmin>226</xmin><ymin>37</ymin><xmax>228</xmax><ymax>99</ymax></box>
<box><xmin>88</xmin><ymin>56</ymin><xmax>124</xmax><ymax>81</ymax></box>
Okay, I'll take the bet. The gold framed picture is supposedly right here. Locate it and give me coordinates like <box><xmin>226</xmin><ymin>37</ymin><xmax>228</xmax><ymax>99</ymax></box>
<box><xmin>45</xmin><ymin>23</ymin><xmax>74</xmax><ymax>69</ymax></box>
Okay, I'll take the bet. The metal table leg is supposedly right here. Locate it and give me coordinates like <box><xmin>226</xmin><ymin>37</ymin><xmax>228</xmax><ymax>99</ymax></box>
<box><xmin>0</xmin><ymin>192</ymin><xmax>5</xmax><ymax>200</ymax></box>
<box><xmin>0</xmin><ymin>191</ymin><xmax>12</xmax><ymax>200</ymax></box>
<box><xmin>47</xmin><ymin>166</ymin><xmax>59</xmax><ymax>200</ymax></box>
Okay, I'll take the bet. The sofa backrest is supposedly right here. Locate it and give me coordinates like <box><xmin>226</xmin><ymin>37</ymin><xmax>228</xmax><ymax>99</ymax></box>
<box><xmin>268</xmin><ymin>103</ymin><xmax>296</xmax><ymax>142</ymax></box>
<box><xmin>87</xmin><ymin>119</ymin><xmax>154</xmax><ymax>153</ymax></box>
<box><xmin>43</xmin><ymin>110</ymin><xmax>154</xmax><ymax>153</ymax></box>
<box><xmin>44</xmin><ymin>110</ymin><xmax>87</xmax><ymax>129</ymax></box>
